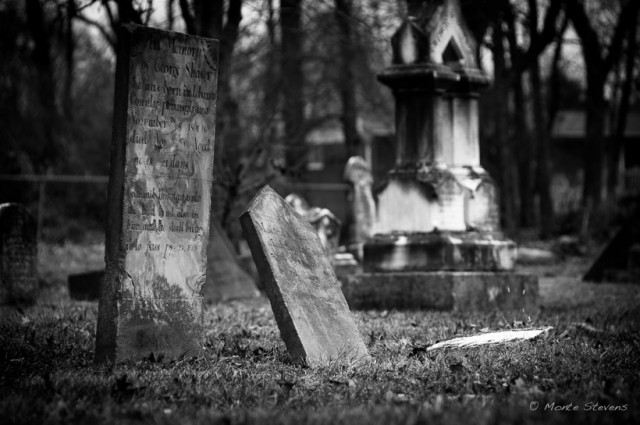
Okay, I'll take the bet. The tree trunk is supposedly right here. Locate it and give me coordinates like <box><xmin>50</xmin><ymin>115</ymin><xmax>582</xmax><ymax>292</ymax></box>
<box><xmin>179</xmin><ymin>0</ymin><xmax>243</xmax><ymax>233</ymax></box>
<box><xmin>115</xmin><ymin>0</ymin><xmax>142</xmax><ymax>25</ymax></box>
<box><xmin>492</xmin><ymin>19</ymin><xmax>518</xmax><ymax>234</ymax></box>
<box><xmin>505</xmin><ymin>6</ymin><xmax>534</xmax><ymax>228</ymax></box>
<box><xmin>525</xmin><ymin>0</ymin><xmax>554</xmax><ymax>237</ymax></box>
<box><xmin>280</xmin><ymin>0</ymin><xmax>306</xmax><ymax>179</ymax></box>
<box><xmin>262</xmin><ymin>0</ymin><xmax>279</xmax><ymax>146</ymax></box>
<box><xmin>547</xmin><ymin>14</ymin><xmax>568</xmax><ymax>136</ymax></box>
<box><xmin>26</xmin><ymin>0</ymin><xmax>59</xmax><ymax>169</ymax></box>
<box><xmin>531</xmin><ymin>60</ymin><xmax>553</xmax><ymax>238</ymax></box>
<box><xmin>166</xmin><ymin>0</ymin><xmax>175</xmax><ymax>30</ymax></box>
<box><xmin>64</xmin><ymin>0</ymin><xmax>75</xmax><ymax>119</ymax></box>
<box><xmin>582</xmin><ymin>78</ymin><xmax>607</xmax><ymax>212</ymax></box>
<box><xmin>335</xmin><ymin>0</ymin><xmax>360</xmax><ymax>159</ymax></box>
<box><xmin>609</xmin><ymin>11</ymin><xmax>639</xmax><ymax>198</ymax></box>
<box><xmin>564</xmin><ymin>0</ymin><xmax>640</xmax><ymax>221</ymax></box>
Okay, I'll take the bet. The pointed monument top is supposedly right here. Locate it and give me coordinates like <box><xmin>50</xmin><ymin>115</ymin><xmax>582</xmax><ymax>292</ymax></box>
<box><xmin>392</xmin><ymin>0</ymin><xmax>478</xmax><ymax>69</ymax></box>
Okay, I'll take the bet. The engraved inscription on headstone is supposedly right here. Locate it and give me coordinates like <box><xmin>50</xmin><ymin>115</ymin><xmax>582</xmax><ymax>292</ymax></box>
<box><xmin>96</xmin><ymin>25</ymin><xmax>218</xmax><ymax>363</ymax></box>
<box><xmin>0</xmin><ymin>203</ymin><xmax>37</xmax><ymax>305</ymax></box>
<box><xmin>240</xmin><ymin>186</ymin><xmax>370</xmax><ymax>366</ymax></box>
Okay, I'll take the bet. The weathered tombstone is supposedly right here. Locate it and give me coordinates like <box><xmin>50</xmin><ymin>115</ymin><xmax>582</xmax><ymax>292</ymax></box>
<box><xmin>240</xmin><ymin>186</ymin><xmax>369</xmax><ymax>366</ymax></box>
<box><xmin>343</xmin><ymin>0</ymin><xmax>538</xmax><ymax>313</ymax></box>
<box><xmin>204</xmin><ymin>219</ymin><xmax>260</xmax><ymax>303</ymax></box>
<box><xmin>0</xmin><ymin>203</ymin><xmax>37</xmax><ymax>305</ymax></box>
<box><xmin>95</xmin><ymin>24</ymin><xmax>218</xmax><ymax>363</ymax></box>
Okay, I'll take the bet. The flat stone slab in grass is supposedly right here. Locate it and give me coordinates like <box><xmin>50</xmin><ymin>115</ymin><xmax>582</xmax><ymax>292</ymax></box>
<box><xmin>427</xmin><ymin>326</ymin><xmax>552</xmax><ymax>351</ymax></box>
<box><xmin>240</xmin><ymin>186</ymin><xmax>370</xmax><ymax>366</ymax></box>
<box><xmin>0</xmin><ymin>203</ymin><xmax>37</xmax><ymax>305</ymax></box>
<box><xmin>343</xmin><ymin>272</ymin><xmax>539</xmax><ymax>317</ymax></box>
<box><xmin>96</xmin><ymin>24</ymin><xmax>218</xmax><ymax>363</ymax></box>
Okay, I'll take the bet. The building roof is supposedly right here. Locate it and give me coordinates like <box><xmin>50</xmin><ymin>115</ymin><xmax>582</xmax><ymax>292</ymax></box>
<box><xmin>552</xmin><ymin>110</ymin><xmax>640</xmax><ymax>139</ymax></box>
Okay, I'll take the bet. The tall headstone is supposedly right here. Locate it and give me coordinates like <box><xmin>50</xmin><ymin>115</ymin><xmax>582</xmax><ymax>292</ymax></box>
<box><xmin>96</xmin><ymin>25</ymin><xmax>218</xmax><ymax>363</ymax></box>
<box><xmin>343</xmin><ymin>0</ymin><xmax>538</xmax><ymax>313</ymax></box>
<box><xmin>240</xmin><ymin>186</ymin><xmax>369</xmax><ymax>366</ymax></box>
<box><xmin>0</xmin><ymin>203</ymin><xmax>37</xmax><ymax>305</ymax></box>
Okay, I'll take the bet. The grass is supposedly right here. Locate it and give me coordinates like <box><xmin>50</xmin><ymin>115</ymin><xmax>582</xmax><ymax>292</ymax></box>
<box><xmin>1</xmin><ymin>242</ymin><xmax>639</xmax><ymax>424</ymax></box>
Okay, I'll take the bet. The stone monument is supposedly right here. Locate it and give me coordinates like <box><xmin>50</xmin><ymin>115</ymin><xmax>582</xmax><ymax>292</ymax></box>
<box><xmin>0</xmin><ymin>203</ymin><xmax>38</xmax><ymax>305</ymax></box>
<box><xmin>96</xmin><ymin>25</ymin><xmax>218</xmax><ymax>363</ymax></box>
<box><xmin>203</xmin><ymin>219</ymin><xmax>261</xmax><ymax>302</ymax></box>
<box><xmin>240</xmin><ymin>186</ymin><xmax>369</xmax><ymax>366</ymax></box>
<box><xmin>343</xmin><ymin>0</ymin><xmax>537</xmax><ymax>312</ymax></box>
<box><xmin>285</xmin><ymin>193</ymin><xmax>342</xmax><ymax>256</ymax></box>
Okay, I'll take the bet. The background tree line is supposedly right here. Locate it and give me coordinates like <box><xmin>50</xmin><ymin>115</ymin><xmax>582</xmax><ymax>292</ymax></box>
<box><xmin>0</xmin><ymin>0</ymin><xmax>638</xmax><ymax>242</ymax></box>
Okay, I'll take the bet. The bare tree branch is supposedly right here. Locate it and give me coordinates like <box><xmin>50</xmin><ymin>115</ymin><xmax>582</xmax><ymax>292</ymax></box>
<box><xmin>74</xmin><ymin>13</ymin><xmax>116</xmax><ymax>50</ymax></box>
<box><xmin>101</xmin><ymin>0</ymin><xmax>117</xmax><ymax>34</ymax></box>
<box><xmin>603</xmin><ymin>1</ymin><xmax>639</xmax><ymax>74</ymax></box>
<box><xmin>143</xmin><ymin>0</ymin><xmax>153</xmax><ymax>26</ymax></box>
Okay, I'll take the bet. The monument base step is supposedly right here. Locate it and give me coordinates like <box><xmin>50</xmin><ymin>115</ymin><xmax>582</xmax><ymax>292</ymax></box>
<box><xmin>341</xmin><ymin>271</ymin><xmax>538</xmax><ymax>314</ymax></box>
<box><xmin>363</xmin><ymin>232</ymin><xmax>516</xmax><ymax>273</ymax></box>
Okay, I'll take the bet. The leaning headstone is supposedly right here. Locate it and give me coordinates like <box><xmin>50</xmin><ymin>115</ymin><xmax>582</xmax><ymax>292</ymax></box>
<box><xmin>0</xmin><ymin>203</ymin><xmax>37</xmax><ymax>305</ymax></box>
<box><xmin>240</xmin><ymin>186</ymin><xmax>369</xmax><ymax>366</ymax></box>
<box><xmin>204</xmin><ymin>219</ymin><xmax>260</xmax><ymax>303</ymax></box>
<box><xmin>95</xmin><ymin>24</ymin><xmax>218</xmax><ymax>363</ymax></box>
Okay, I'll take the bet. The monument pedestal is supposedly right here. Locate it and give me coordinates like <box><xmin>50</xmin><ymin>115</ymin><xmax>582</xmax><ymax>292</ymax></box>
<box><xmin>343</xmin><ymin>271</ymin><xmax>538</xmax><ymax>315</ymax></box>
<box><xmin>364</xmin><ymin>232</ymin><xmax>516</xmax><ymax>273</ymax></box>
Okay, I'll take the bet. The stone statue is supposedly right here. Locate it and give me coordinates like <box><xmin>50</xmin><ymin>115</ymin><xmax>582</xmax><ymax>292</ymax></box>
<box><xmin>285</xmin><ymin>193</ymin><xmax>341</xmax><ymax>255</ymax></box>
<box><xmin>344</xmin><ymin>156</ymin><xmax>376</xmax><ymax>258</ymax></box>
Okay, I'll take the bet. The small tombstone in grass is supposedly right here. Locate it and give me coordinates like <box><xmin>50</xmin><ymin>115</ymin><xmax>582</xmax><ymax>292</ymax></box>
<box><xmin>0</xmin><ymin>203</ymin><xmax>38</xmax><ymax>305</ymax></box>
<box><xmin>240</xmin><ymin>186</ymin><xmax>370</xmax><ymax>366</ymax></box>
<box><xmin>95</xmin><ymin>24</ymin><xmax>218</xmax><ymax>363</ymax></box>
